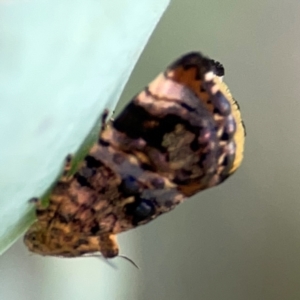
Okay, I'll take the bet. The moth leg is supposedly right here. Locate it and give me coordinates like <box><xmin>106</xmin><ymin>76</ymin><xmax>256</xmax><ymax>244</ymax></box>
<box><xmin>60</xmin><ymin>154</ymin><xmax>73</xmax><ymax>182</ymax></box>
<box><xmin>29</xmin><ymin>197</ymin><xmax>43</xmax><ymax>209</ymax></box>
<box><xmin>28</xmin><ymin>197</ymin><xmax>52</xmax><ymax>224</ymax></box>
<box><xmin>99</xmin><ymin>233</ymin><xmax>119</xmax><ymax>258</ymax></box>
<box><xmin>100</xmin><ymin>109</ymin><xmax>109</xmax><ymax>133</ymax></box>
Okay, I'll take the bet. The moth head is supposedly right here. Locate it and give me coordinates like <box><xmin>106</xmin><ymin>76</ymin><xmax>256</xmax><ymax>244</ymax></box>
<box><xmin>23</xmin><ymin>224</ymin><xmax>49</xmax><ymax>255</ymax></box>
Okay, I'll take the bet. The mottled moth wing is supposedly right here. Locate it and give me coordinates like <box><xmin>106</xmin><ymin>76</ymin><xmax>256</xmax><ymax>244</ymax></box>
<box><xmin>24</xmin><ymin>52</ymin><xmax>245</xmax><ymax>259</ymax></box>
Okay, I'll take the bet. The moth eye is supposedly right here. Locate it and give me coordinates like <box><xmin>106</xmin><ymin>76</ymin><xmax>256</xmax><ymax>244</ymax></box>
<box><xmin>30</xmin><ymin>234</ymin><xmax>37</xmax><ymax>241</ymax></box>
<box><xmin>120</xmin><ymin>175</ymin><xmax>140</xmax><ymax>196</ymax></box>
<box><xmin>125</xmin><ymin>198</ymin><xmax>156</xmax><ymax>225</ymax></box>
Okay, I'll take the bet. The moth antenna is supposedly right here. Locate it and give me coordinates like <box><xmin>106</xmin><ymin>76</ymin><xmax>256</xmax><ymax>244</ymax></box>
<box><xmin>118</xmin><ymin>255</ymin><xmax>140</xmax><ymax>269</ymax></box>
<box><xmin>82</xmin><ymin>254</ymin><xmax>138</xmax><ymax>269</ymax></box>
<box><xmin>82</xmin><ymin>253</ymin><xmax>118</xmax><ymax>269</ymax></box>
<box><xmin>100</xmin><ymin>256</ymin><xmax>118</xmax><ymax>269</ymax></box>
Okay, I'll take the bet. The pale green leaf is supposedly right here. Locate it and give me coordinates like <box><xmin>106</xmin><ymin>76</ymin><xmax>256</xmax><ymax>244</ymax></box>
<box><xmin>0</xmin><ymin>0</ymin><xmax>170</xmax><ymax>255</ymax></box>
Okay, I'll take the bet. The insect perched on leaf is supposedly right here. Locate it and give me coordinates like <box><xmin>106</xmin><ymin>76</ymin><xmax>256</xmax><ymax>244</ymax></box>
<box><xmin>24</xmin><ymin>52</ymin><xmax>245</xmax><ymax>259</ymax></box>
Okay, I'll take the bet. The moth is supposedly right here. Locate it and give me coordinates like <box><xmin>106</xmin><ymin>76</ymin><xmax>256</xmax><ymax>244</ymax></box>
<box><xmin>24</xmin><ymin>52</ymin><xmax>245</xmax><ymax>259</ymax></box>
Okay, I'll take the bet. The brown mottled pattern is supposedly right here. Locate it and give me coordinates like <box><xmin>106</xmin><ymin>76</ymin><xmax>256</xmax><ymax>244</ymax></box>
<box><xmin>24</xmin><ymin>52</ymin><xmax>245</xmax><ymax>258</ymax></box>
